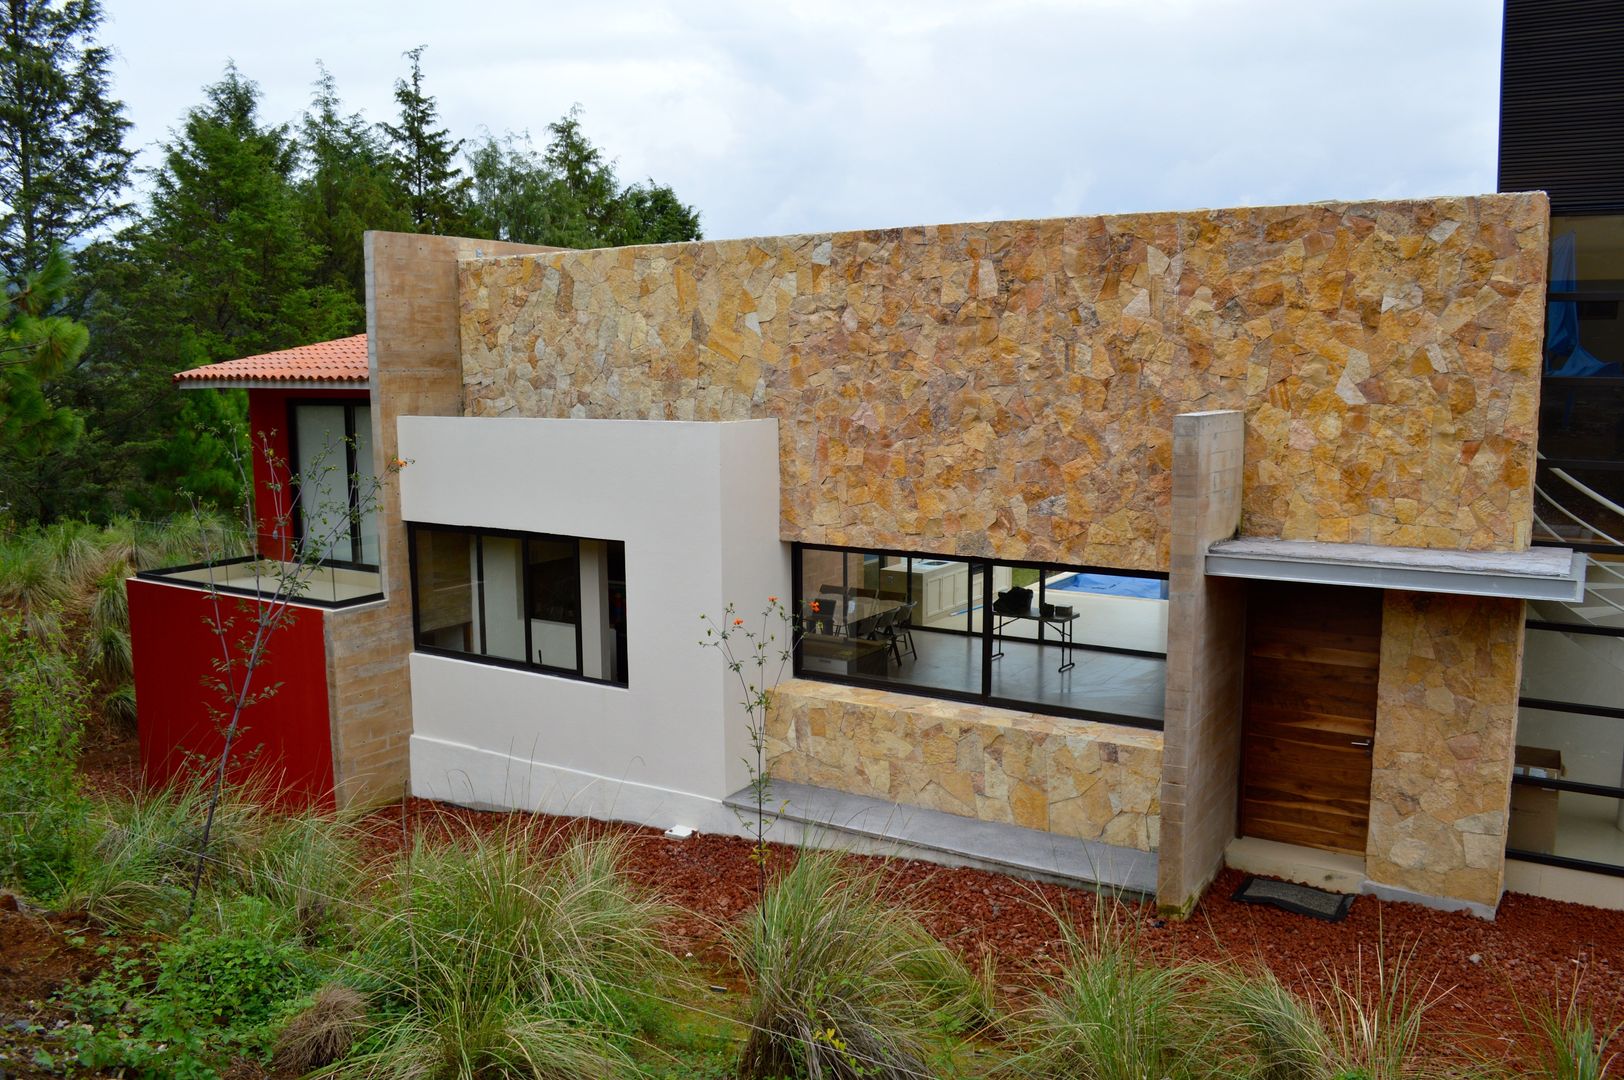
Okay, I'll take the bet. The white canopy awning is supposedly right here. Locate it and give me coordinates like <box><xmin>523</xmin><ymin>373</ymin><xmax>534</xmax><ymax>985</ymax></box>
<box><xmin>1205</xmin><ymin>538</ymin><xmax>1584</xmax><ymax>602</ymax></box>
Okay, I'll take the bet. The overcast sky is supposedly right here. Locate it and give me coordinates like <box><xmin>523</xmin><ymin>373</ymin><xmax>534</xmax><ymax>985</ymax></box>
<box><xmin>98</xmin><ymin>0</ymin><xmax>1502</xmax><ymax>242</ymax></box>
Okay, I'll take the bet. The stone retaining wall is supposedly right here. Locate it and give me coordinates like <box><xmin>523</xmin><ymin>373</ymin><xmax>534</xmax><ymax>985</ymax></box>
<box><xmin>460</xmin><ymin>195</ymin><xmax>1547</xmax><ymax>570</ymax></box>
<box><xmin>767</xmin><ymin>680</ymin><xmax>1162</xmax><ymax>850</ymax></box>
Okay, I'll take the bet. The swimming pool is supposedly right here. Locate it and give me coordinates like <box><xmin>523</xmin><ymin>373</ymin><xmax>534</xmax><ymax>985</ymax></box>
<box><xmin>1045</xmin><ymin>572</ymin><xmax>1168</xmax><ymax>600</ymax></box>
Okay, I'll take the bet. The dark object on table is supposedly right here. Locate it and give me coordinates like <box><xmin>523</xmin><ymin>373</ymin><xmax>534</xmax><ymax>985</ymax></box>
<box><xmin>1231</xmin><ymin>875</ymin><xmax>1355</xmax><ymax>922</ymax></box>
<box><xmin>993</xmin><ymin>586</ymin><xmax>1032</xmax><ymax>615</ymax></box>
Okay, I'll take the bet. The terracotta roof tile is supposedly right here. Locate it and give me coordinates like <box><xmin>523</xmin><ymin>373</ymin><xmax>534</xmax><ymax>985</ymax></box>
<box><xmin>173</xmin><ymin>334</ymin><xmax>369</xmax><ymax>385</ymax></box>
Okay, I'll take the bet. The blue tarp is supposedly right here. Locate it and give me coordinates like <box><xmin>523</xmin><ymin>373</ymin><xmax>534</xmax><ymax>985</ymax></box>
<box><xmin>1047</xmin><ymin>573</ymin><xmax>1168</xmax><ymax>599</ymax></box>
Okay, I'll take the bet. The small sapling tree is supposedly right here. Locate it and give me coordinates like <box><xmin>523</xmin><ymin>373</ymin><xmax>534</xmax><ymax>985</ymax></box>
<box><xmin>699</xmin><ymin>597</ymin><xmax>802</xmax><ymax>901</ymax></box>
<box><xmin>183</xmin><ymin>424</ymin><xmax>403</xmax><ymax>912</ymax></box>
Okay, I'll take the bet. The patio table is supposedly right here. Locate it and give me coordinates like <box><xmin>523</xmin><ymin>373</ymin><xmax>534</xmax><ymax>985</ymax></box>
<box><xmin>991</xmin><ymin>605</ymin><xmax>1081</xmax><ymax>673</ymax></box>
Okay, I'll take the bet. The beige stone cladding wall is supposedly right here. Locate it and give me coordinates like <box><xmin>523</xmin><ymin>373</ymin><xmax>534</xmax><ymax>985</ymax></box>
<box><xmin>324</xmin><ymin>232</ymin><xmax>558</xmax><ymax>810</ymax></box>
<box><xmin>1365</xmin><ymin>592</ymin><xmax>1526</xmax><ymax>911</ymax></box>
<box><xmin>1158</xmin><ymin>411</ymin><xmax>1247</xmax><ymax>915</ymax></box>
<box><xmin>769</xmin><ymin>680</ymin><xmax>1163</xmax><ymax>850</ymax></box>
<box><xmin>461</xmin><ymin>195</ymin><xmax>1547</xmax><ymax>570</ymax></box>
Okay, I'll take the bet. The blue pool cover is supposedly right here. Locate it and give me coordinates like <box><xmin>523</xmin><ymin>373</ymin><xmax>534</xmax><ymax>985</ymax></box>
<box><xmin>1047</xmin><ymin>573</ymin><xmax>1168</xmax><ymax>599</ymax></box>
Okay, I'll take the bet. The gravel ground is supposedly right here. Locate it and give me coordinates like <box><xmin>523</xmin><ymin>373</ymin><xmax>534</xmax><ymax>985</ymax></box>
<box><xmin>356</xmin><ymin>798</ymin><xmax>1624</xmax><ymax>1065</ymax></box>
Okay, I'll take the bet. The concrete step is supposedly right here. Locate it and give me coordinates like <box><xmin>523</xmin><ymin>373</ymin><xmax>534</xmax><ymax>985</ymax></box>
<box><xmin>1224</xmin><ymin>835</ymin><xmax>1367</xmax><ymax>894</ymax></box>
<box><xmin>724</xmin><ymin>780</ymin><xmax>1158</xmax><ymax>898</ymax></box>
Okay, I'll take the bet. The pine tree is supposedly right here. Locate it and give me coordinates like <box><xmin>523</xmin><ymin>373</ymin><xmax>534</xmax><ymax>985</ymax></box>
<box><xmin>296</xmin><ymin>62</ymin><xmax>410</xmax><ymax>305</ymax></box>
<box><xmin>0</xmin><ymin>247</ymin><xmax>85</xmax><ymax>495</ymax></box>
<box><xmin>0</xmin><ymin>0</ymin><xmax>133</xmax><ymax>277</ymax></box>
<box><xmin>381</xmin><ymin>46</ymin><xmax>469</xmax><ymax>234</ymax></box>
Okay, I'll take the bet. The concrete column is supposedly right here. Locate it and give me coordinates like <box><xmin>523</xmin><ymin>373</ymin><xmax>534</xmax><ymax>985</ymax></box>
<box><xmin>1157</xmin><ymin>410</ymin><xmax>1247</xmax><ymax>916</ymax></box>
<box><xmin>322</xmin><ymin>232</ymin><xmax>558</xmax><ymax>810</ymax></box>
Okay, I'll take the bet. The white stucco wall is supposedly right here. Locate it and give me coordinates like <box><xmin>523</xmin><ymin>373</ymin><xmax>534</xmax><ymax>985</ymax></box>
<box><xmin>397</xmin><ymin>416</ymin><xmax>788</xmax><ymax>832</ymax></box>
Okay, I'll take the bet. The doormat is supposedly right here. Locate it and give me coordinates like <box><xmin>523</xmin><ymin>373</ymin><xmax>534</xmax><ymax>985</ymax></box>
<box><xmin>1231</xmin><ymin>875</ymin><xmax>1355</xmax><ymax>922</ymax></box>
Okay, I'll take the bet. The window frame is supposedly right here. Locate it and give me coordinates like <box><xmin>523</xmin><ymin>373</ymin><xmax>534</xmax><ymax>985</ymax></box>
<box><xmin>287</xmin><ymin>398</ymin><xmax>375</xmax><ymax>570</ymax></box>
<box><xmin>406</xmin><ymin>521</ymin><xmax>628</xmax><ymax>688</ymax></box>
<box><xmin>791</xmin><ymin>542</ymin><xmax>1167</xmax><ymax>731</ymax></box>
<box><xmin>1516</xmin><ymin>541</ymin><xmax>1624</xmax><ymax>878</ymax></box>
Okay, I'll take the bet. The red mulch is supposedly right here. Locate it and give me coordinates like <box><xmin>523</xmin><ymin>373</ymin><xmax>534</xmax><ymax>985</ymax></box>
<box><xmin>356</xmin><ymin>798</ymin><xmax>1624</xmax><ymax>1065</ymax></box>
<box><xmin>17</xmin><ymin>747</ymin><xmax>1624</xmax><ymax>1071</ymax></box>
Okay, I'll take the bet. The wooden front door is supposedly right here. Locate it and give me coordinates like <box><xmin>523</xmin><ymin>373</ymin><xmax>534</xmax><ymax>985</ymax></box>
<box><xmin>1239</xmin><ymin>581</ymin><xmax>1382</xmax><ymax>855</ymax></box>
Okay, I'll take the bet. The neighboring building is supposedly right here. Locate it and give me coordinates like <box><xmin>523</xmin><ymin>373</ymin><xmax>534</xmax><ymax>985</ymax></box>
<box><xmin>127</xmin><ymin>4</ymin><xmax>1624</xmax><ymax>916</ymax></box>
<box><xmin>1496</xmin><ymin>0</ymin><xmax>1624</xmax><ymax>906</ymax></box>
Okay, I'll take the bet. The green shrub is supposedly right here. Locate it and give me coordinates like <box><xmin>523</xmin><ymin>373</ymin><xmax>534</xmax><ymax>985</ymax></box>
<box><xmin>0</xmin><ymin>614</ymin><xmax>92</xmax><ymax>900</ymax></box>
<box><xmin>66</xmin><ymin>896</ymin><xmax>318</xmax><ymax>1079</ymax></box>
<box><xmin>341</xmin><ymin>821</ymin><xmax>672</xmax><ymax>1078</ymax></box>
<box><xmin>727</xmin><ymin>848</ymin><xmax>971</xmax><ymax>1080</ymax></box>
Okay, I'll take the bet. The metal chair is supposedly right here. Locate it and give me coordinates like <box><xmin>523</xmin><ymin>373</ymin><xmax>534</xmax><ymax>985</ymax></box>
<box><xmin>891</xmin><ymin>601</ymin><xmax>918</xmax><ymax>661</ymax></box>
<box><xmin>868</xmin><ymin>606</ymin><xmax>902</xmax><ymax>664</ymax></box>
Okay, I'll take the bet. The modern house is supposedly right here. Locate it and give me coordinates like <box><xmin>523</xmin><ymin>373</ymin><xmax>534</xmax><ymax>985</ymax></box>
<box><xmin>127</xmin><ymin>3</ymin><xmax>1624</xmax><ymax>917</ymax></box>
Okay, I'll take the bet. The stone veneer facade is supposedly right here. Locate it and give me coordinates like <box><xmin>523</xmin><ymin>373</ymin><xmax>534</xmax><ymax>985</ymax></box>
<box><xmin>1366</xmin><ymin>593</ymin><xmax>1527</xmax><ymax>910</ymax></box>
<box><xmin>460</xmin><ymin>195</ymin><xmax>1547</xmax><ymax>570</ymax></box>
<box><xmin>769</xmin><ymin>680</ymin><xmax>1162</xmax><ymax>851</ymax></box>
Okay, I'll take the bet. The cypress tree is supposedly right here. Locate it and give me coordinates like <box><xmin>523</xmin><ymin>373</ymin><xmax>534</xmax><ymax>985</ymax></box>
<box><xmin>297</xmin><ymin>62</ymin><xmax>410</xmax><ymax>305</ymax></box>
<box><xmin>0</xmin><ymin>0</ymin><xmax>133</xmax><ymax>277</ymax></box>
<box><xmin>381</xmin><ymin>46</ymin><xmax>470</xmax><ymax>234</ymax></box>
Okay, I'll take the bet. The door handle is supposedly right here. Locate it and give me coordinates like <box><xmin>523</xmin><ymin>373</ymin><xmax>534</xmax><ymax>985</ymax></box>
<box><xmin>1351</xmin><ymin>739</ymin><xmax>1372</xmax><ymax>748</ymax></box>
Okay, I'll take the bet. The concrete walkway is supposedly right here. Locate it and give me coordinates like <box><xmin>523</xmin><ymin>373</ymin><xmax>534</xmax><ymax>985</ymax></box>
<box><xmin>724</xmin><ymin>780</ymin><xmax>1158</xmax><ymax>898</ymax></box>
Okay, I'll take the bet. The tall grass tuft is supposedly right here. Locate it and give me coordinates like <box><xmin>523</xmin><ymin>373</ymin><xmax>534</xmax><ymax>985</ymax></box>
<box><xmin>56</xmin><ymin>778</ymin><xmax>264</xmax><ymax>928</ymax></box>
<box><xmin>1518</xmin><ymin>985</ymin><xmax>1622</xmax><ymax>1080</ymax></box>
<box><xmin>233</xmin><ymin>804</ymin><xmax>363</xmax><ymax>941</ymax></box>
<box><xmin>273</xmin><ymin>983</ymin><xmax>369</xmax><ymax>1074</ymax></box>
<box><xmin>341</xmin><ymin>820</ymin><xmax>672</xmax><ymax>1078</ymax></box>
<box><xmin>1001</xmin><ymin>899</ymin><xmax>1232</xmax><ymax>1080</ymax></box>
<box><xmin>0</xmin><ymin>538</ymin><xmax>69</xmax><ymax>638</ymax></box>
<box><xmin>727</xmin><ymin>848</ymin><xmax>970</xmax><ymax>1080</ymax></box>
<box><xmin>1312</xmin><ymin>939</ymin><xmax>1443</xmax><ymax>1080</ymax></box>
<box><xmin>1207</xmin><ymin>964</ymin><xmax>1332</xmax><ymax>1080</ymax></box>
<box><xmin>103</xmin><ymin>681</ymin><xmax>137</xmax><ymax>728</ymax></box>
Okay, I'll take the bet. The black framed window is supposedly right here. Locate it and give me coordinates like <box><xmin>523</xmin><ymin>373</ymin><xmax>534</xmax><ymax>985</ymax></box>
<box><xmin>289</xmin><ymin>400</ymin><xmax>377</xmax><ymax>567</ymax></box>
<box><xmin>408</xmin><ymin>523</ymin><xmax>628</xmax><ymax>687</ymax></box>
<box><xmin>792</xmin><ymin>542</ymin><xmax>1167</xmax><ymax>730</ymax></box>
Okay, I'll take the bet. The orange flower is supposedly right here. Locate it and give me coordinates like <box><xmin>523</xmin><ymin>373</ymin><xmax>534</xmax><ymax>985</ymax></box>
<box><xmin>768</xmin><ymin>596</ymin><xmax>778</xmax><ymax>603</ymax></box>
<box><xmin>733</xmin><ymin>618</ymin><xmax>744</xmax><ymax>626</ymax></box>
<box><xmin>809</xmin><ymin>601</ymin><xmax>821</xmax><ymax>613</ymax></box>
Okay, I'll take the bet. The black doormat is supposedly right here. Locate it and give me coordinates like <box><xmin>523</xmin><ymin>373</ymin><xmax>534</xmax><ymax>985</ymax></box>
<box><xmin>1231</xmin><ymin>875</ymin><xmax>1355</xmax><ymax>922</ymax></box>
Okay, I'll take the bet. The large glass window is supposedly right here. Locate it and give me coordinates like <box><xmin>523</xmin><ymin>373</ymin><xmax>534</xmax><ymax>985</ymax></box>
<box><xmin>291</xmin><ymin>400</ymin><xmax>377</xmax><ymax>566</ymax></box>
<box><xmin>793</xmin><ymin>543</ymin><xmax>1167</xmax><ymax>728</ymax></box>
<box><xmin>1515</xmin><ymin>576</ymin><xmax>1624</xmax><ymax>875</ymax></box>
<box><xmin>409</xmin><ymin>524</ymin><xmax>628</xmax><ymax>687</ymax></box>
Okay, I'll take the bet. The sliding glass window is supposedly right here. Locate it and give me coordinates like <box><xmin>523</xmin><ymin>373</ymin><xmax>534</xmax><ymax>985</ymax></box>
<box><xmin>793</xmin><ymin>543</ymin><xmax>1167</xmax><ymax>729</ymax></box>
<box><xmin>290</xmin><ymin>400</ymin><xmax>377</xmax><ymax>567</ymax></box>
<box><xmin>408</xmin><ymin>524</ymin><xmax>628</xmax><ymax>687</ymax></box>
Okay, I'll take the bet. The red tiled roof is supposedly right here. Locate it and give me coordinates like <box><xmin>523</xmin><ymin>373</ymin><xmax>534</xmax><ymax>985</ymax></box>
<box><xmin>173</xmin><ymin>334</ymin><xmax>370</xmax><ymax>386</ymax></box>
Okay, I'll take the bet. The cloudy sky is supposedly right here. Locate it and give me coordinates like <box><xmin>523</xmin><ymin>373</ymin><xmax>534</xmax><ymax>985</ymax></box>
<box><xmin>98</xmin><ymin>0</ymin><xmax>1502</xmax><ymax>242</ymax></box>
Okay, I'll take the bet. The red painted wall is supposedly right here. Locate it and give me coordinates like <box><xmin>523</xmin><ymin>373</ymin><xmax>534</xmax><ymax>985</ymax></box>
<box><xmin>130</xmin><ymin>578</ymin><xmax>335</xmax><ymax>808</ymax></box>
<box><xmin>246</xmin><ymin>388</ymin><xmax>368</xmax><ymax>560</ymax></box>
